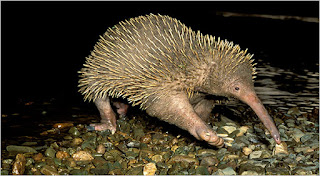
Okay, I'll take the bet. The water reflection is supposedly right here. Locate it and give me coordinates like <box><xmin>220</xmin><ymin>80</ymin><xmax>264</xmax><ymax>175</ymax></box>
<box><xmin>254</xmin><ymin>59</ymin><xmax>319</xmax><ymax>113</ymax></box>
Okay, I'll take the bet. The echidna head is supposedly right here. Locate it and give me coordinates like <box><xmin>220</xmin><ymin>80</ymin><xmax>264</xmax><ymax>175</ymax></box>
<box><xmin>205</xmin><ymin>48</ymin><xmax>281</xmax><ymax>144</ymax></box>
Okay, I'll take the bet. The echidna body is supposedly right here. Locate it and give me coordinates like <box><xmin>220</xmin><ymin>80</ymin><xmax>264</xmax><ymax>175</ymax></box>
<box><xmin>79</xmin><ymin>14</ymin><xmax>281</xmax><ymax>147</ymax></box>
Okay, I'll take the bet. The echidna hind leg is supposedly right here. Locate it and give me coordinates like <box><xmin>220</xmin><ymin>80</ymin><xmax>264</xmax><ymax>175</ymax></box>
<box><xmin>146</xmin><ymin>92</ymin><xmax>224</xmax><ymax>148</ymax></box>
<box><xmin>113</xmin><ymin>101</ymin><xmax>129</xmax><ymax>118</ymax></box>
<box><xmin>90</xmin><ymin>97</ymin><xmax>117</xmax><ymax>134</ymax></box>
<box><xmin>193</xmin><ymin>99</ymin><xmax>215</xmax><ymax>122</ymax></box>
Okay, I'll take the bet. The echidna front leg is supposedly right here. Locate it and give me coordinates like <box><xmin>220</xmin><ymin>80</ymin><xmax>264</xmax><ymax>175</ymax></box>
<box><xmin>193</xmin><ymin>99</ymin><xmax>215</xmax><ymax>122</ymax></box>
<box><xmin>89</xmin><ymin>97</ymin><xmax>117</xmax><ymax>134</ymax></box>
<box><xmin>146</xmin><ymin>92</ymin><xmax>224</xmax><ymax>148</ymax></box>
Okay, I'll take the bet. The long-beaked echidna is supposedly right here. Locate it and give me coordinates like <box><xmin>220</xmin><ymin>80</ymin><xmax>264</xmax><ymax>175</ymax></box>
<box><xmin>79</xmin><ymin>14</ymin><xmax>281</xmax><ymax>147</ymax></box>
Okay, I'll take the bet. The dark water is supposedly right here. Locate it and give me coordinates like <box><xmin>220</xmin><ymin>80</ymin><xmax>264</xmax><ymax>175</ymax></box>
<box><xmin>255</xmin><ymin>60</ymin><xmax>319</xmax><ymax>113</ymax></box>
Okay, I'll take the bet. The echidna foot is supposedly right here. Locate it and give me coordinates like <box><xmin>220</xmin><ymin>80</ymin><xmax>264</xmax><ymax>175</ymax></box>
<box><xmin>113</xmin><ymin>101</ymin><xmax>129</xmax><ymax>117</ymax></box>
<box><xmin>196</xmin><ymin>128</ymin><xmax>225</xmax><ymax>148</ymax></box>
<box><xmin>89</xmin><ymin>122</ymin><xmax>117</xmax><ymax>134</ymax></box>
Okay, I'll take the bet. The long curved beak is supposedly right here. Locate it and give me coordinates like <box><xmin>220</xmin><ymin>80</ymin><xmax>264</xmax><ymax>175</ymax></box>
<box><xmin>241</xmin><ymin>93</ymin><xmax>281</xmax><ymax>144</ymax></box>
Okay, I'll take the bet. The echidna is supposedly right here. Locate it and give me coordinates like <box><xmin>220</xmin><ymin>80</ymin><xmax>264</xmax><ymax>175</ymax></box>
<box><xmin>79</xmin><ymin>14</ymin><xmax>281</xmax><ymax>147</ymax></box>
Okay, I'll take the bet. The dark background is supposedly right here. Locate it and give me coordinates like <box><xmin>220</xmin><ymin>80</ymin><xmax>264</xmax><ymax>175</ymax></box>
<box><xmin>2</xmin><ymin>1</ymin><xmax>319</xmax><ymax>113</ymax></box>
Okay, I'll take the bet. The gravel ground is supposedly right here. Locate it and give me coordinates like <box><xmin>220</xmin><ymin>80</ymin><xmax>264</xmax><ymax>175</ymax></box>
<box><xmin>1</xmin><ymin>101</ymin><xmax>319</xmax><ymax>175</ymax></box>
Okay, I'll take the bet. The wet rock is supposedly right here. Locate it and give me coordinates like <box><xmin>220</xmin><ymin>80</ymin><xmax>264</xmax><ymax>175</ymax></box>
<box><xmin>287</xmin><ymin>107</ymin><xmax>301</xmax><ymax>116</ymax></box>
<box><xmin>200</xmin><ymin>156</ymin><xmax>219</xmax><ymax>167</ymax></box>
<box><xmin>239</xmin><ymin>163</ymin><xmax>265</xmax><ymax>175</ymax></box>
<box><xmin>242</xmin><ymin>147</ymin><xmax>253</xmax><ymax>156</ymax></box>
<box><xmin>151</xmin><ymin>154</ymin><xmax>163</xmax><ymax>163</ymax></box>
<box><xmin>64</xmin><ymin>157</ymin><xmax>77</xmax><ymax>168</ymax></box>
<box><xmin>90</xmin><ymin>166</ymin><xmax>109</xmax><ymax>175</ymax></box>
<box><xmin>56</xmin><ymin>151</ymin><xmax>70</xmax><ymax>159</ymax></box>
<box><xmin>2</xmin><ymin>159</ymin><xmax>13</xmax><ymax>165</ymax></box>
<box><xmin>221</xmin><ymin>167</ymin><xmax>237</xmax><ymax>175</ymax></box>
<box><xmin>133</xmin><ymin>128</ymin><xmax>145</xmax><ymax>140</ymax></box>
<box><xmin>222</xmin><ymin>126</ymin><xmax>237</xmax><ymax>134</ymax></box>
<box><xmin>261</xmin><ymin>149</ymin><xmax>273</xmax><ymax>158</ymax></box>
<box><xmin>72</xmin><ymin>151</ymin><xmax>94</xmax><ymax>161</ymax></box>
<box><xmin>273</xmin><ymin>142</ymin><xmax>289</xmax><ymax>155</ymax></box>
<box><xmin>6</xmin><ymin>145</ymin><xmax>37</xmax><ymax>153</ymax></box>
<box><xmin>125</xmin><ymin>148</ymin><xmax>140</xmax><ymax>159</ymax></box>
<box><xmin>71</xmin><ymin>137</ymin><xmax>83</xmax><ymax>146</ymax></box>
<box><xmin>96</xmin><ymin>144</ymin><xmax>106</xmax><ymax>154</ymax></box>
<box><xmin>242</xmin><ymin>170</ymin><xmax>260</xmax><ymax>175</ymax></box>
<box><xmin>294</xmin><ymin>146</ymin><xmax>314</xmax><ymax>154</ymax></box>
<box><xmin>25</xmin><ymin>158</ymin><xmax>34</xmax><ymax>166</ymax></box>
<box><xmin>249</xmin><ymin>151</ymin><xmax>262</xmax><ymax>159</ymax></box>
<box><xmin>300</xmin><ymin>133</ymin><xmax>313</xmax><ymax>143</ymax></box>
<box><xmin>195</xmin><ymin>166</ymin><xmax>210</xmax><ymax>175</ymax></box>
<box><xmin>53</xmin><ymin>122</ymin><xmax>74</xmax><ymax>129</ymax></box>
<box><xmin>143</xmin><ymin>162</ymin><xmax>157</xmax><ymax>175</ymax></box>
<box><xmin>167</xmin><ymin>163</ymin><xmax>184</xmax><ymax>175</ymax></box>
<box><xmin>237</xmin><ymin>126</ymin><xmax>250</xmax><ymax>137</ymax></box>
<box><xmin>103</xmin><ymin>149</ymin><xmax>122</xmax><ymax>162</ymax></box>
<box><xmin>127</xmin><ymin>141</ymin><xmax>141</xmax><ymax>148</ymax></box>
<box><xmin>40</xmin><ymin>165</ymin><xmax>58</xmax><ymax>175</ymax></box>
<box><xmin>293</xmin><ymin>168</ymin><xmax>313</xmax><ymax>175</ymax></box>
<box><xmin>196</xmin><ymin>149</ymin><xmax>217</xmax><ymax>157</ymax></box>
<box><xmin>216</xmin><ymin>148</ymin><xmax>228</xmax><ymax>161</ymax></box>
<box><xmin>68</xmin><ymin>126</ymin><xmax>80</xmax><ymax>136</ymax></box>
<box><xmin>126</xmin><ymin>166</ymin><xmax>143</xmax><ymax>175</ymax></box>
<box><xmin>266</xmin><ymin>167</ymin><xmax>290</xmax><ymax>175</ymax></box>
<box><xmin>70</xmin><ymin>169</ymin><xmax>89</xmax><ymax>175</ymax></box>
<box><xmin>12</xmin><ymin>154</ymin><xmax>26</xmax><ymax>175</ymax></box>
<box><xmin>168</xmin><ymin>155</ymin><xmax>199</xmax><ymax>165</ymax></box>
<box><xmin>45</xmin><ymin>147</ymin><xmax>56</xmax><ymax>158</ymax></box>
<box><xmin>1</xmin><ymin>170</ymin><xmax>9</xmax><ymax>175</ymax></box>
<box><xmin>33</xmin><ymin>153</ymin><xmax>44</xmax><ymax>161</ymax></box>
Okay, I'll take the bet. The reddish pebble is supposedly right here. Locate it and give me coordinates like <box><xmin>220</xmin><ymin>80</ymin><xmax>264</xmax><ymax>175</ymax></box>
<box><xmin>53</xmin><ymin>123</ymin><xmax>74</xmax><ymax>129</ymax></box>
<box><xmin>56</xmin><ymin>151</ymin><xmax>70</xmax><ymax>159</ymax></box>
<box><xmin>32</xmin><ymin>153</ymin><xmax>44</xmax><ymax>161</ymax></box>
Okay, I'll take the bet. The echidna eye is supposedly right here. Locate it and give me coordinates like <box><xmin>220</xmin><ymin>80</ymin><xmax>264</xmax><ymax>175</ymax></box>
<box><xmin>235</xmin><ymin>87</ymin><xmax>240</xmax><ymax>91</ymax></box>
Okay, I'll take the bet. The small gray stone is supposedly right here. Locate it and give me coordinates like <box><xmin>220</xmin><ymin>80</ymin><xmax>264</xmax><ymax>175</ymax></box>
<box><xmin>6</xmin><ymin>145</ymin><xmax>37</xmax><ymax>153</ymax></box>
<box><xmin>44</xmin><ymin>147</ymin><xmax>56</xmax><ymax>158</ymax></box>
<box><xmin>221</xmin><ymin>167</ymin><xmax>237</xmax><ymax>175</ymax></box>
<box><xmin>249</xmin><ymin>151</ymin><xmax>262</xmax><ymax>159</ymax></box>
<box><xmin>301</xmin><ymin>134</ymin><xmax>313</xmax><ymax>143</ymax></box>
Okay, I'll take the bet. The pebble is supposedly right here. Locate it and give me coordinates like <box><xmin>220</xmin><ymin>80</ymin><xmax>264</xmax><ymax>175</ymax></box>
<box><xmin>12</xmin><ymin>154</ymin><xmax>26</xmax><ymax>175</ymax></box>
<box><xmin>71</xmin><ymin>137</ymin><xmax>83</xmax><ymax>146</ymax></box>
<box><xmin>249</xmin><ymin>151</ymin><xmax>262</xmax><ymax>159</ymax></box>
<box><xmin>96</xmin><ymin>144</ymin><xmax>106</xmax><ymax>154</ymax></box>
<box><xmin>72</xmin><ymin>151</ymin><xmax>94</xmax><ymax>161</ymax></box>
<box><xmin>151</xmin><ymin>154</ymin><xmax>163</xmax><ymax>163</ymax></box>
<box><xmin>44</xmin><ymin>147</ymin><xmax>56</xmax><ymax>158</ymax></box>
<box><xmin>200</xmin><ymin>156</ymin><xmax>219</xmax><ymax>167</ymax></box>
<box><xmin>196</xmin><ymin>149</ymin><xmax>217</xmax><ymax>157</ymax></box>
<box><xmin>222</xmin><ymin>126</ymin><xmax>237</xmax><ymax>134</ymax></box>
<box><xmin>68</xmin><ymin>127</ymin><xmax>80</xmax><ymax>136</ymax></box>
<box><xmin>143</xmin><ymin>162</ymin><xmax>157</xmax><ymax>175</ymax></box>
<box><xmin>168</xmin><ymin>155</ymin><xmax>199</xmax><ymax>165</ymax></box>
<box><xmin>53</xmin><ymin>122</ymin><xmax>74</xmax><ymax>129</ymax></box>
<box><xmin>6</xmin><ymin>145</ymin><xmax>37</xmax><ymax>153</ymax></box>
<box><xmin>237</xmin><ymin>126</ymin><xmax>250</xmax><ymax>137</ymax></box>
<box><xmin>292</xmin><ymin>128</ymin><xmax>305</xmax><ymax>142</ymax></box>
<box><xmin>241</xmin><ymin>170</ymin><xmax>259</xmax><ymax>175</ymax></box>
<box><xmin>40</xmin><ymin>165</ymin><xmax>58</xmax><ymax>175</ymax></box>
<box><xmin>242</xmin><ymin>147</ymin><xmax>253</xmax><ymax>155</ymax></box>
<box><xmin>56</xmin><ymin>151</ymin><xmax>70</xmax><ymax>159</ymax></box>
<box><xmin>221</xmin><ymin>166</ymin><xmax>237</xmax><ymax>175</ymax></box>
<box><xmin>273</xmin><ymin>142</ymin><xmax>289</xmax><ymax>155</ymax></box>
